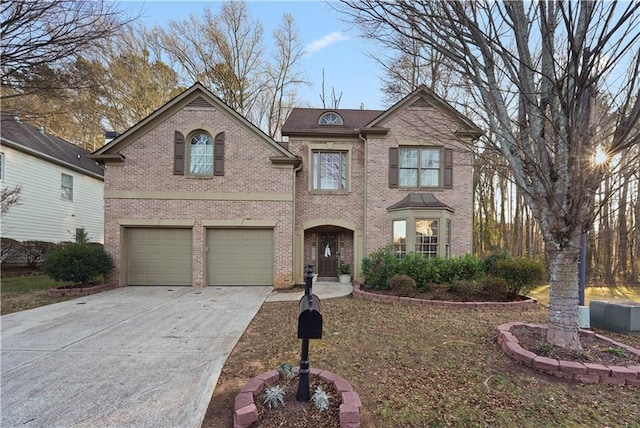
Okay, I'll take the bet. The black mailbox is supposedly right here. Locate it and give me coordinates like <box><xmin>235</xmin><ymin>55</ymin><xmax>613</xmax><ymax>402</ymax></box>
<box><xmin>298</xmin><ymin>294</ymin><xmax>323</xmax><ymax>339</ymax></box>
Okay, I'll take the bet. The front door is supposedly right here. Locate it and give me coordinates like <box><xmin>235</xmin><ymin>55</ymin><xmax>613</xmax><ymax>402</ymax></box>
<box><xmin>317</xmin><ymin>232</ymin><xmax>337</xmax><ymax>277</ymax></box>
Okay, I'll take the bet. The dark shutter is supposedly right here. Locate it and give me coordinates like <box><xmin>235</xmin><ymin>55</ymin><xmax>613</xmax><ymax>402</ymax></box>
<box><xmin>443</xmin><ymin>148</ymin><xmax>453</xmax><ymax>189</ymax></box>
<box><xmin>214</xmin><ymin>132</ymin><xmax>225</xmax><ymax>176</ymax></box>
<box><xmin>389</xmin><ymin>147</ymin><xmax>398</xmax><ymax>188</ymax></box>
<box><xmin>174</xmin><ymin>131</ymin><xmax>185</xmax><ymax>175</ymax></box>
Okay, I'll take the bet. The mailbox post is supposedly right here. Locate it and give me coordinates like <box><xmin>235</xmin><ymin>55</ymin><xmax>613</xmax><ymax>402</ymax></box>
<box><xmin>296</xmin><ymin>264</ymin><xmax>322</xmax><ymax>402</ymax></box>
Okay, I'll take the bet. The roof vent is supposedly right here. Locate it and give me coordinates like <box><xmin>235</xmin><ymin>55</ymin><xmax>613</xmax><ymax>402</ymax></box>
<box><xmin>40</xmin><ymin>126</ymin><xmax>45</xmax><ymax>134</ymax></box>
<box><xmin>187</xmin><ymin>96</ymin><xmax>213</xmax><ymax>108</ymax></box>
<box><xmin>410</xmin><ymin>97</ymin><xmax>432</xmax><ymax>108</ymax></box>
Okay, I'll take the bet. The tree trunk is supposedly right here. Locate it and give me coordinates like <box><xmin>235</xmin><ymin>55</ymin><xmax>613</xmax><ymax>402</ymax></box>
<box><xmin>546</xmin><ymin>241</ymin><xmax>581</xmax><ymax>350</ymax></box>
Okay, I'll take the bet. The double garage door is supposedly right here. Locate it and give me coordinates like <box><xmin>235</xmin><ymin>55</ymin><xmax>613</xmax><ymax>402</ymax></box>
<box><xmin>126</xmin><ymin>228</ymin><xmax>273</xmax><ymax>286</ymax></box>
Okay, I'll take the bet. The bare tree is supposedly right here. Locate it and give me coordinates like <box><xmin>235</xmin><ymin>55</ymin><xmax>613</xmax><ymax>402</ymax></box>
<box><xmin>263</xmin><ymin>13</ymin><xmax>307</xmax><ymax>138</ymax></box>
<box><xmin>1</xmin><ymin>185</ymin><xmax>22</xmax><ymax>216</ymax></box>
<box><xmin>337</xmin><ymin>0</ymin><xmax>640</xmax><ymax>349</ymax></box>
<box><xmin>1</xmin><ymin>0</ymin><xmax>133</xmax><ymax>98</ymax></box>
<box><xmin>154</xmin><ymin>2</ymin><xmax>264</xmax><ymax>116</ymax></box>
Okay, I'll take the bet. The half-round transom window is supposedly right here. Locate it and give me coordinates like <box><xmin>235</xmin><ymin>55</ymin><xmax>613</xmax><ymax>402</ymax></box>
<box><xmin>318</xmin><ymin>112</ymin><xmax>343</xmax><ymax>126</ymax></box>
<box><xmin>190</xmin><ymin>132</ymin><xmax>213</xmax><ymax>175</ymax></box>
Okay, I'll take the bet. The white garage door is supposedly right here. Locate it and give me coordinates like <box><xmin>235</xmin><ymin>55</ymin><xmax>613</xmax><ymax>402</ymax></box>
<box><xmin>127</xmin><ymin>228</ymin><xmax>192</xmax><ymax>286</ymax></box>
<box><xmin>207</xmin><ymin>229</ymin><xmax>273</xmax><ymax>286</ymax></box>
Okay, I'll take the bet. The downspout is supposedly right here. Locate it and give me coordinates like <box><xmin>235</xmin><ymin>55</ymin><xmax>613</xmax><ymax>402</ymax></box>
<box><xmin>292</xmin><ymin>157</ymin><xmax>303</xmax><ymax>285</ymax></box>
<box><xmin>358</xmin><ymin>131</ymin><xmax>367</xmax><ymax>283</ymax></box>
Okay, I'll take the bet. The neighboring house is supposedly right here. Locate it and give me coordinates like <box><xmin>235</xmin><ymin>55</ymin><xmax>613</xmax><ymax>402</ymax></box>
<box><xmin>0</xmin><ymin>113</ymin><xmax>105</xmax><ymax>244</ymax></box>
<box><xmin>92</xmin><ymin>83</ymin><xmax>481</xmax><ymax>288</ymax></box>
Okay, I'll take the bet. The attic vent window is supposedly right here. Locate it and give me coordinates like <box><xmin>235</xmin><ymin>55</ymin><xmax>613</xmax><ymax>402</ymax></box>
<box><xmin>187</xmin><ymin>96</ymin><xmax>213</xmax><ymax>108</ymax></box>
<box><xmin>410</xmin><ymin>97</ymin><xmax>433</xmax><ymax>108</ymax></box>
<box><xmin>318</xmin><ymin>112</ymin><xmax>343</xmax><ymax>126</ymax></box>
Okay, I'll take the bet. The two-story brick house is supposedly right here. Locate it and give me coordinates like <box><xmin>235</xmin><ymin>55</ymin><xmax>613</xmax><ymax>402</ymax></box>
<box><xmin>92</xmin><ymin>83</ymin><xmax>481</xmax><ymax>288</ymax></box>
<box><xmin>283</xmin><ymin>88</ymin><xmax>482</xmax><ymax>282</ymax></box>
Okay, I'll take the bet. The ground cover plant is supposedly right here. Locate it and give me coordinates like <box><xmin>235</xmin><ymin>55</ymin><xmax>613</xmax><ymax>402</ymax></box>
<box><xmin>203</xmin><ymin>294</ymin><xmax>640</xmax><ymax>427</ymax></box>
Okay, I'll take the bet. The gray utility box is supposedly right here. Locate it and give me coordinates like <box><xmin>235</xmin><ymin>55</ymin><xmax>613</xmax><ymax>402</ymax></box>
<box><xmin>589</xmin><ymin>300</ymin><xmax>640</xmax><ymax>335</ymax></box>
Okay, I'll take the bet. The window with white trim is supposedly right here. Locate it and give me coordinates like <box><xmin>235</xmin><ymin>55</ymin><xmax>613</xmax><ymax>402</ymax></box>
<box><xmin>318</xmin><ymin>112</ymin><xmax>343</xmax><ymax>125</ymax></box>
<box><xmin>415</xmin><ymin>219</ymin><xmax>438</xmax><ymax>258</ymax></box>
<box><xmin>61</xmin><ymin>173</ymin><xmax>73</xmax><ymax>201</ymax></box>
<box><xmin>0</xmin><ymin>152</ymin><xmax>4</xmax><ymax>181</ymax></box>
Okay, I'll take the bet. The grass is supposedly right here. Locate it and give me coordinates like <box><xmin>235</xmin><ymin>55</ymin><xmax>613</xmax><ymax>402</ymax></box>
<box><xmin>3</xmin><ymin>277</ymin><xmax>640</xmax><ymax>426</ymax></box>
<box><xmin>0</xmin><ymin>274</ymin><xmax>77</xmax><ymax>315</ymax></box>
<box><xmin>203</xmin><ymin>296</ymin><xmax>640</xmax><ymax>427</ymax></box>
<box><xmin>529</xmin><ymin>285</ymin><xmax>640</xmax><ymax>307</ymax></box>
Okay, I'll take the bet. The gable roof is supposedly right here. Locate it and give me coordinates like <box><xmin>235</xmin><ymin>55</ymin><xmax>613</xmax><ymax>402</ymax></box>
<box><xmin>364</xmin><ymin>86</ymin><xmax>483</xmax><ymax>139</ymax></box>
<box><xmin>0</xmin><ymin>112</ymin><xmax>104</xmax><ymax>179</ymax></box>
<box><xmin>281</xmin><ymin>108</ymin><xmax>384</xmax><ymax>137</ymax></box>
<box><xmin>92</xmin><ymin>82</ymin><xmax>296</xmax><ymax>162</ymax></box>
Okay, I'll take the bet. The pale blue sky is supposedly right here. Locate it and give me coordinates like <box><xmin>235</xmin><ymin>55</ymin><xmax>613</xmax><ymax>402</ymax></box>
<box><xmin>119</xmin><ymin>0</ymin><xmax>388</xmax><ymax>110</ymax></box>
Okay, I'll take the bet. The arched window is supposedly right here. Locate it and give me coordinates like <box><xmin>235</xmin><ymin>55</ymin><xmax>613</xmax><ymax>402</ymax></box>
<box><xmin>318</xmin><ymin>112</ymin><xmax>343</xmax><ymax>125</ymax></box>
<box><xmin>189</xmin><ymin>132</ymin><xmax>213</xmax><ymax>175</ymax></box>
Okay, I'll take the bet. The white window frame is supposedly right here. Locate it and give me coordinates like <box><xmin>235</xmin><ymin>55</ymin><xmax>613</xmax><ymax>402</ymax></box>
<box><xmin>318</xmin><ymin>112</ymin><xmax>343</xmax><ymax>126</ymax></box>
<box><xmin>61</xmin><ymin>173</ymin><xmax>73</xmax><ymax>201</ymax></box>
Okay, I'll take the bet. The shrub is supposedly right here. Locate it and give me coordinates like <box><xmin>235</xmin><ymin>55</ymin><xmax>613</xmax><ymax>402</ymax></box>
<box><xmin>447</xmin><ymin>280</ymin><xmax>484</xmax><ymax>298</ymax></box>
<box><xmin>43</xmin><ymin>243</ymin><xmax>113</xmax><ymax>285</ymax></box>
<box><xmin>482</xmin><ymin>276</ymin><xmax>509</xmax><ymax>300</ymax></box>
<box><xmin>361</xmin><ymin>244</ymin><xmax>399</xmax><ymax>290</ymax></box>
<box><xmin>21</xmin><ymin>240</ymin><xmax>58</xmax><ymax>267</ymax></box>
<box><xmin>389</xmin><ymin>274</ymin><xmax>417</xmax><ymax>296</ymax></box>
<box><xmin>483</xmin><ymin>249</ymin><xmax>511</xmax><ymax>277</ymax></box>
<box><xmin>398</xmin><ymin>252</ymin><xmax>436</xmax><ymax>290</ymax></box>
<box><xmin>493</xmin><ymin>258</ymin><xmax>546</xmax><ymax>298</ymax></box>
<box><xmin>439</xmin><ymin>254</ymin><xmax>485</xmax><ymax>283</ymax></box>
<box><xmin>1</xmin><ymin>237</ymin><xmax>21</xmax><ymax>263</ymax></box>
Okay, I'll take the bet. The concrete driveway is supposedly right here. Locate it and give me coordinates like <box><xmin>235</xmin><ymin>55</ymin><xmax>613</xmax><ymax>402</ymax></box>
<box><xmin>1</xmin><ymin>286</ymin><xmax>271</xmax><ymax>428</ymax></box>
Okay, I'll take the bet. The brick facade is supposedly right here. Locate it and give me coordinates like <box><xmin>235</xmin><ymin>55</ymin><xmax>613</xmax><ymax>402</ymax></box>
<box><xmin>94</xmin><ymin>84</ymin><xmax>479</xmax><ymax>288</ymax></box>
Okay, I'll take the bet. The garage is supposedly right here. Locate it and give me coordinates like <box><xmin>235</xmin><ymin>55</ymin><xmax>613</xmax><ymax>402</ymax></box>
<box><xmin>207</xmin><ymin>229</ymin><xmax>273</xmax><ymax>286</ymax></box>
<box><xmin>126</xmin><ymin>228</ymin><xmax>192</xmax><ymax>286</ymax></box>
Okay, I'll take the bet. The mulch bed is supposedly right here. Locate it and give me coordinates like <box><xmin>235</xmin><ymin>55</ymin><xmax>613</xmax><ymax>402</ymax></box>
<box><xmin>255</xmin><ymin>376</ymin><xmax>340</xmax><ymax>428</ymax></box>
<box><xmin>364</xmin><ymin>282</ymin><xmax>520</xmax><ymax>302</ymax></box>
<box><xmin>510</xmin><ymin>324</ymin><xmax>640</xmax><ymax>366</ymax></box>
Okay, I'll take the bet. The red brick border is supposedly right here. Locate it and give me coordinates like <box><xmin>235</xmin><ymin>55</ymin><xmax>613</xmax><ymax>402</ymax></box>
<box><xmin>497</xmin><ymin>322</ymin><xmax>640</xmax><ymax>386</ymax></box>
<box><xmin>352</xmin><ymin>281</ymin><xmax>538</xmax><ymax>309</ymax></box>
<box><xmin>47</xmin><ymin>283</ymin><xmax>118</xmax><ymax>297</ymax></box>
<box><xmin>233</xmin><ymin>369</ymin><xmax>362</xmax><ymax>428</ymax></box>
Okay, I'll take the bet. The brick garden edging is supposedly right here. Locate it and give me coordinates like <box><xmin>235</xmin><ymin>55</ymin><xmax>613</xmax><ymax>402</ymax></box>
<box><xmin>47</xmin><ymin>282</ymin><xmax>118</xmax><ymax>297</ymax></box>
<box><xmin>234</xmin><ymin>368</ymin><xmax>362</xmax><ymax>428</ymax></box>
<box><xmin>497</xmin><ymin>322</ymin><xmax>640</xmax><ymax>386</ymax></box>
<box><xmin>352</xmin><ymin>281</ymin><xmax>538</xmax><ymax>308</ymax></box>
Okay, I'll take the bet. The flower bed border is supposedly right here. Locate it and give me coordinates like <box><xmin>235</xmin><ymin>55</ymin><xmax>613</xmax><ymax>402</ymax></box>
<box><xmin>48</xmin><ymin>283</ymin><xmax>118</xmax><ymax>297</ymax></box>
<box><xmin>497</xmin><ymin>322</ymin><xmax>640</xmax><ymax>386</ymax></box>
<box><xmin>234</xmin><ymin>368</ymin><xmax>362</xmax><ymax>428</ymax></box>
<box><xmin>352</xmin><ymin>281</ymin><xmax>538</xmax><ymax>308</ymax></box>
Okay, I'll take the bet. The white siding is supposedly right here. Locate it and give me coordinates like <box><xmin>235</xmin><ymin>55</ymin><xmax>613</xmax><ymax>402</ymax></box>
<box><xmin>1</xmin><ymin>146</ymin><xmax>104</xmax><ymax>243</ymax></box>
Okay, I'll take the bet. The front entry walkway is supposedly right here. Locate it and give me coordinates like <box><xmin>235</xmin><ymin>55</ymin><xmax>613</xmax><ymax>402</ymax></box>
<box><xmin>1</xmin><ymin>286</ymin><xmax>271</xmax><ymax>428</ymax></box>
<box><xmin>266</xmin><ymin>281</ymin><xmax>353</xmax><ymax>302</ymax></box>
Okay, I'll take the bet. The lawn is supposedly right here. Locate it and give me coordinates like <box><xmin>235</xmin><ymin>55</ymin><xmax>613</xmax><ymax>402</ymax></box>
<box><xmin>0</xmin><ymin>274</ymin><xmax>77</xmax><ymax>315</ymax></box>
<box><xmin>203</xmin><ymin>292</ymin><xmax>640</xmax><ymax>427</ymax></box>
<box><xmin>3</xmin><ymin>277</ymin><xmax>639</xmax><ymax>426</ymax></box>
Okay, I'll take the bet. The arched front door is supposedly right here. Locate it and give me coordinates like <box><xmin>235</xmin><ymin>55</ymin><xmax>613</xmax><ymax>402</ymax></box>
<box><xmin>317</xmin><ymin>232</ymin><xmax>338</xmax><ymax>276</ymax></box>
